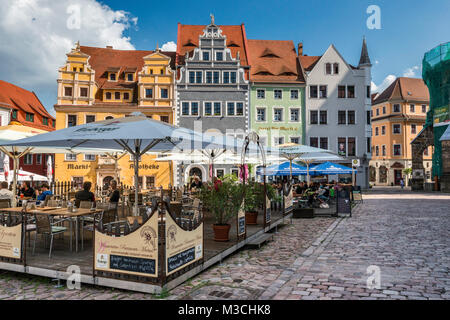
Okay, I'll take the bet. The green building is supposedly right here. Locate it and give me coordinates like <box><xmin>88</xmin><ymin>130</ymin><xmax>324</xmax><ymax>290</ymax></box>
<box><xmin>247</xmin><ymin>40</ymin><xmax>305</xmax><ymax>147</ymax></box>
<box><xmin>412</xmin><ymin>42</ymin><xmax>450</xmax><ymax>191</ymax></box>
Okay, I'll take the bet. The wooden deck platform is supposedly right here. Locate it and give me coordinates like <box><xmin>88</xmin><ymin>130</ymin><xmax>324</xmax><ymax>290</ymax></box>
<box><xmin>1</xmin><ymin>210</ymin><xmax>292</xmax><ymax>293</ymax></box>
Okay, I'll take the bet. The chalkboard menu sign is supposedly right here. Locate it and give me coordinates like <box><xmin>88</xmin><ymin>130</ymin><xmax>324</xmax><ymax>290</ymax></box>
<box><xmin>265</xmin><ymin>195</ymin><xmax>271</xmax><ymax>224</ymax></box>
<box><xmin>337</xmin><ymin>189</ymin><xmax>351</xmax><ymax>215</ymax></box>
<box><xmin>110</xmin><ymin>255</ymin><xmax>156</xmax><ymax>275</ymax></box>
<box><xmin>237</xmin><ymin>201</ymin><xmax>246</xmax><ymax>237</ymax></box>
<box><xmin>167</xmin><ymin>247</ymin><xmax>195</xmax><ymax>273</ymax></box>
<box><xmin>165</xmin><ymin>213</ymin><xmax>203</xmax><ymax>275</ymax></box>
<box><xmin>94</xmin><ymin>213</ymin><xmax>159</xmax><ymax>277</ymax></box>
<box><xmin>238</xmin><ymin>216</ymin><xmax>245</xmax><ymax>235</ymax></box>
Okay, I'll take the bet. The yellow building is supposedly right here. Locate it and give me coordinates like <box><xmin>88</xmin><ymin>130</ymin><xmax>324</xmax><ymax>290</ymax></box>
<box><xmin>370</xmin><ymin>77</ymin><xmax>432</xmax><ymax>186</ymax></box>
<box><xmin>54</xmin><ymin>42</ymin><xmax>176</xmax><ymax>190</ymax></box>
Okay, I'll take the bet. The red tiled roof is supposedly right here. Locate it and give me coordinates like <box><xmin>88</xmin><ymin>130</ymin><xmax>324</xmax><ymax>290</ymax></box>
<box><xmin>0</xmin><ymin>80</ymin><xmax>54</xmax><ymax>131</ymax></box>
<box><xmin>372</xmin><ymin>77</ymin><xmax>429</xmax><ymax>105</ymax></box>
<box><xmin>298</xmin><ymin>55</ymin><xmax>321</xmax><ymax>72</ymax></box>
<box><xmin>79</xmin><ymin>46</ymin><xmax>176</xmax><ymax>102</ymax></box>
<box><xmin>247</xmin><ymin>39</ymin><xmax>305</xmax><ymax>83</ymax></box>
<box><xmin>176</xmin><ymin>23</ymin><xmax>249</xmax><ymax>67</ymax></box>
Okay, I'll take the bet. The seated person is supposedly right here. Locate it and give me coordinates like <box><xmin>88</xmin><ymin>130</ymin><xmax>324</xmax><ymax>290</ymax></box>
<box><xmin>108</xmin><ymin>180</ymin><xmax>120</xmax><ymax>203</ymax></box>
<box><xmin>0</xmin><ymin>181</ymin><xmax>14</xmax><ymax>204</ymax></box>
<box><xmin>74</xmin><ymin>181</ymin><xmax>95</xmax><ymax>208</ymax></box>
<box><xmin>20</xmin><ymin>181</ymin><xmax>35</xmax><ymax>199</ymax></box>
<box><xmin>190</xmin><ymin>176</ymin><xmax>203</xmax><ymax>190</ymax></box>
<box><xmin>36</xmin><ymin>183</ymin><xmax>52</xmax><ymax>205</ymax></box>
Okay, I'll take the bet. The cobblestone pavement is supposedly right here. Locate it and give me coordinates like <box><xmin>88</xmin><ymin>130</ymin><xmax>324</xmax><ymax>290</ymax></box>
<box><xmin>0</xmin><ymin>215</ymin><xmax>335</xmax><ymax>300</ymax></box>
<box><xmin>1</xmin><ymin>189</ymin><xmax>448</xmax><ymax>300</ymax></box>
<box><xmin>257</xmin><ymin>190</ymin><xmax>450</xmax><ymax>300</ymax></box>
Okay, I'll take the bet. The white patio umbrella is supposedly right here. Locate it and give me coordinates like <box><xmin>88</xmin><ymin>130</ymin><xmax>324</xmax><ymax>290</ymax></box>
<box><xmin>0</xmin><ymin>114</ymin><xmax>254</xmax><ymax>214</ymax></box>
<box><xmin>46</xmin><ymin>154</ymin><xmax>53</xmax><ymax>183</ymax></box>
<box><xmin>2</xmin><ymin>154</ymin><xmax>10</xmax><ymax>184</ymax></box>
<box><xmin>0</xmin><ymin>169</ymin><xmax>48</xmax><ymax>182</ymax></box>
<box><xmin>0</xmin><ymin>124</ymin><xmax>122</xmax><ymax>206</ymax></box>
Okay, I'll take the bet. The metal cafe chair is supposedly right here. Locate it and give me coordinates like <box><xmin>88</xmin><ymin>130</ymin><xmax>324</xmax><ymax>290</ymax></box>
<box><xmin>33</xmin><ymin>214</ymin><xmax>69</xmax><ymax>258</ymax></box>
<box><xmin>79</xmin><ymin>201</ymin><xmax>93</xmax><ymax>209</ymax></box>
<box><xmin>81</xmin><ymin>207</ymin><xmax>116</xmax><ymax>250</ymax></box>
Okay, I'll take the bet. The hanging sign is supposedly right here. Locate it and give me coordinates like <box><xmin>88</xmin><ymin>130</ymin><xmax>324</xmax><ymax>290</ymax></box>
<box><xmin>166</xmin><ymin>213</ymin><xmax>203</xmax><ymax>276</ymax></box>
<box><xmin>94</xmin><ymin>213</ymin><xmax>159</xmax><ymax>277</ymax></box>
<box><xmin>0</xmin><ymin>224</ymin><xmax>22</xmax><ymax>259</ymax></box>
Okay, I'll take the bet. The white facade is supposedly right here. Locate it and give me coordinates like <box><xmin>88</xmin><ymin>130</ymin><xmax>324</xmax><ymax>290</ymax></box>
<box><xmin>303</xmin><ymin>43</ymin><xmax>372</xmax><ymax>188</ymax></box>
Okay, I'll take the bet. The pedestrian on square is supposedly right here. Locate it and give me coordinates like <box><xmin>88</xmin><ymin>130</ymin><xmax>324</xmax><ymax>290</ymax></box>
<box><xmin>400</xmin><ymin>178</ymin><xmax>405</xmax><ymax>189</ymax></box>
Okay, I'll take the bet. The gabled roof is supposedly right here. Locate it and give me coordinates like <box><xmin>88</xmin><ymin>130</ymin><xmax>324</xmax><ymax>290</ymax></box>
<box><xmin>298</xmin><ymin>55</ymin><xmax>321</xmax><ymax>72</ymax></box>
<box><xmin>0</xmin><ymin>80</ymin><xmax>54</xmax><ymax>128</ymax></box>
<box><xmin>176</xmin><ymin>23</ymin><xmax>249</xmax><ymax>67</ymax></box>
<box><xmin>79</xmin><ymin>46</ymin><xmax>176</xmax><ymax>90</ymax></box>
<box><xmin>372</xmin><ymin>77</ymin><xmax>429</xmax><ymax>105</ymax></box>
<box><xmin>247</xmin><ymin>39</ymin><xmax>305</xmax><ymax>83</ymax></box>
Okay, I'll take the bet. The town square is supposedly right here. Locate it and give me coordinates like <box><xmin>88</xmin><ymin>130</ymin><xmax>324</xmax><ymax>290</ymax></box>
<box><xmin>0</xmin><ymin>0</ymin><xmax>448</xmax><ymax>307</ymax></box>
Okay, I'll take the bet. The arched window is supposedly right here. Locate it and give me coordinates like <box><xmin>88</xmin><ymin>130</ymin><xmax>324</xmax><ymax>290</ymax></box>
<box><xmin>105</xmin><ymin>116</ymin><xmax>114</xmax><ymax>120</ymax></box>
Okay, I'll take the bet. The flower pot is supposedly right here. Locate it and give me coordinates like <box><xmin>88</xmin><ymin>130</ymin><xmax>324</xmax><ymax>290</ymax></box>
<box><xmin>213</xmin><ymin>224</ymin><xmax>231</xmax><ymax>242</ymax></box>
<box><xmin>245</xmin><ymin>211</ymin><xmax>258</xmax><ymax>225</ymax></box>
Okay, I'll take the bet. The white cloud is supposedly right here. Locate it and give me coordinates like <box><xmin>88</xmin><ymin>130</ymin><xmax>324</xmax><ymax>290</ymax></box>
<box><xmin>161</xmin><ymin>41</ymin><xmax>177</xmax><ymax>52</ymax></box>
<box><xmin>371</xmin><ymin>74</ymin><xmax>396</xmax><ymax>93</ymax></box>
<box><xmin>0</xmin><ymin>0</ymin><xmax>138</xmax><ymax>114</ymax></box>
<box><xmin>403</xmin><ymin>65</ymin><xmax>420</xmax><ymax>77</ymax></box>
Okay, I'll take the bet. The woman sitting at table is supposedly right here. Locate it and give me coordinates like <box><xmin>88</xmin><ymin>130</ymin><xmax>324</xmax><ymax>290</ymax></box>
<box><xmin>108</xmin><ymin>180</ymin><xmax>120</xmax><ymax>203</ymax></box>
<box><xmin>74</xmin><ymin>181</ymin><xmax>95</xmax><ymax>207</ymax></box>
<box><xmin>190</xmin><ymin>176</ymin><xmax>202</xmax><ymax>191</ymax></box>
<box><xmin>35</xmin><ymin>183</ymin><xmax>52</xmax><ymax>205</ymax></box>
<box><xmin>20</xmin><ymin>181</ymin><xmax>35</xmax><ymax>199</ymax></box>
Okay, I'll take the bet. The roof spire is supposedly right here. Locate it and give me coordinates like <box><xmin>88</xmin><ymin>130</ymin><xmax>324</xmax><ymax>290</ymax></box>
<box><xmin>156</xmin><ymin>41</ymin><xmax>159</xmax><ymax>51</ymax></box>
<box><xmin>358</xmin><ymin>36</ymin><xmax>371</xmax><ymax>67</ymax></box>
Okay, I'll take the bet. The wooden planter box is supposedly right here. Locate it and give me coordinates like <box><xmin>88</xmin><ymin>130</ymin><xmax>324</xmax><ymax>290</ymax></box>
<box><xmin>292</xmin><ymin>208</ymin><xmax>314</xmax><ymax>219</ymax></box>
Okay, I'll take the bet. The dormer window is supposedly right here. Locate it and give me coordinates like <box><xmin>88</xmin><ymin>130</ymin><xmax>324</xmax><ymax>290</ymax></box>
<box><xmin>127</xmin><ymin>73</ymin><xmax>133</xmax><ymax>81</ymax></box>
<box><xmin>109</xmin><ymin>73</ymin><xmax>116</xmax><ymax>81</ymax></box>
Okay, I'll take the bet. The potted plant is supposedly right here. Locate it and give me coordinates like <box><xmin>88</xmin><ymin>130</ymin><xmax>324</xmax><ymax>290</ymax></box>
<box><xmin>243</xmin><ymin>182</ymin><xmax>261</xmax><ymax>225</ymax></box>
<box><xmin>199</xmin><ymin>177</ymin><xmax>243</xmax><ymax>241</ymax></box>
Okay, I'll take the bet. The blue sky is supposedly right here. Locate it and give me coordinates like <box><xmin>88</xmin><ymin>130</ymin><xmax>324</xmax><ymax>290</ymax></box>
<box><xmin>0</xmin><ymin>0</ymin><xmax>449</xmax><ymax>114</ymax></box>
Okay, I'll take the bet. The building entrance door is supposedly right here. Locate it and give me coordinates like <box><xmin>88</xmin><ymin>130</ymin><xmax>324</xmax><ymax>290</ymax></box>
<box><xmin>103</xmin><ymin>176</ymin><xmax>114</xmax><ymax>190</ymax></box>
<box><xmin>394</xmin><ymin>170</ymin><xmax>402</xmax><ymax>185</ymax></box>
<box><xmin>189</xmin><ymin>167</ymin><xmax>202</xmax><ymax>181</ymax></box>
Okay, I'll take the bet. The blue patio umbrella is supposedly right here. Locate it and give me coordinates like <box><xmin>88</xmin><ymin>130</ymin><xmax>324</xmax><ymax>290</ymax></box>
<box><xmin>309</xmin><ymin>162</ymin><xmax>353</xmax><ymax>175</ymax></box>
<box><xmin>257</xmin><ymin>161</ymin><xmax>308</xmax><ymax>176</ymax></box>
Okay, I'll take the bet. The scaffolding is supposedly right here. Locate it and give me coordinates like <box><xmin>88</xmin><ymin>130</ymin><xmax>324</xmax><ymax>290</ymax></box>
<box><xmin>422</xmin><ymin>42</ymin><xmax>450</xmax><ymax>178</ymax></box>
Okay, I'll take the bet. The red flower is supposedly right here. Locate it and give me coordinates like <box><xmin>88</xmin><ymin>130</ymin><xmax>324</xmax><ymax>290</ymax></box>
<box><xmin>214</xmin><ymin>178</ymin><xmax>222</xmax><ymax>191</ymax></box>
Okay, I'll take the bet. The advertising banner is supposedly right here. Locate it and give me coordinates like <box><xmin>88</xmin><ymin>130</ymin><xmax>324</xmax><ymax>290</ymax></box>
<box><xmin>0</xmin><ymin>224</ymin><xmax>22</xmax><ymax>259</ymax></box>
<box><xmin>94</xmin><ymin>213</ymin><xmax>159</xmax><ymax>277</ymax></box>
<box><xmin>165</xmin><ymin>214</ymin><xmax>203</xmax><ymax>276</ymax></box>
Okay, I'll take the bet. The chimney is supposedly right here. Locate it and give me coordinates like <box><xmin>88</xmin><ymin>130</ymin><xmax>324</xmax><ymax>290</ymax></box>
<box><xmin>298</xmin><ymin>42</ymin><xmax>303</xmax><ymax>56</ymax></box>
<box><xmin>106</xmin><ymin>45</ymin><xmax>113</xmax><ymax>49</ymax></box>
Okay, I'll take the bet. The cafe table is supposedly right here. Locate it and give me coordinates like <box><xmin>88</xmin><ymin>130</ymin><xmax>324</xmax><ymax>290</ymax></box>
<box><xmin>0</xmin><ymin>207</ymin><xmax>103</xmax><ymax>252</ymax></box>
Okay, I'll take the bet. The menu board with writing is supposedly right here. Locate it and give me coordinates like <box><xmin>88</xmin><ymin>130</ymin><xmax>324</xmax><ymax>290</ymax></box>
<box><xmin>237</xmin><ymin>201</ymin><xmax>246</xmax><ymax>236</ymax></box>
<box><xmin>265</xmin><ymin>195</ymin><xmax>271</xmax><ymax>224</ymax></box>
<box><xmin>337</xmin><ymin>189</ymin><xmax>351</xmax><ymax>215</ymax></box>
<box><xmin>94</xmin><ymin>213</ymin><xmax>158</xmax><ymax>277</ymax></box>
<box><xmin>0</xmin><ymin>224</ymin><xmax>22</xmax><ymax>259</ymax></box>
<box><xmin>166</xmin><ymin>213</ymin><xmax>203</xmax><ymax>276</ymax></box>
<box><xmin>284</xmin><ymin>187</ymin><xmax>293</xmax><ymax>214</ymax></box>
